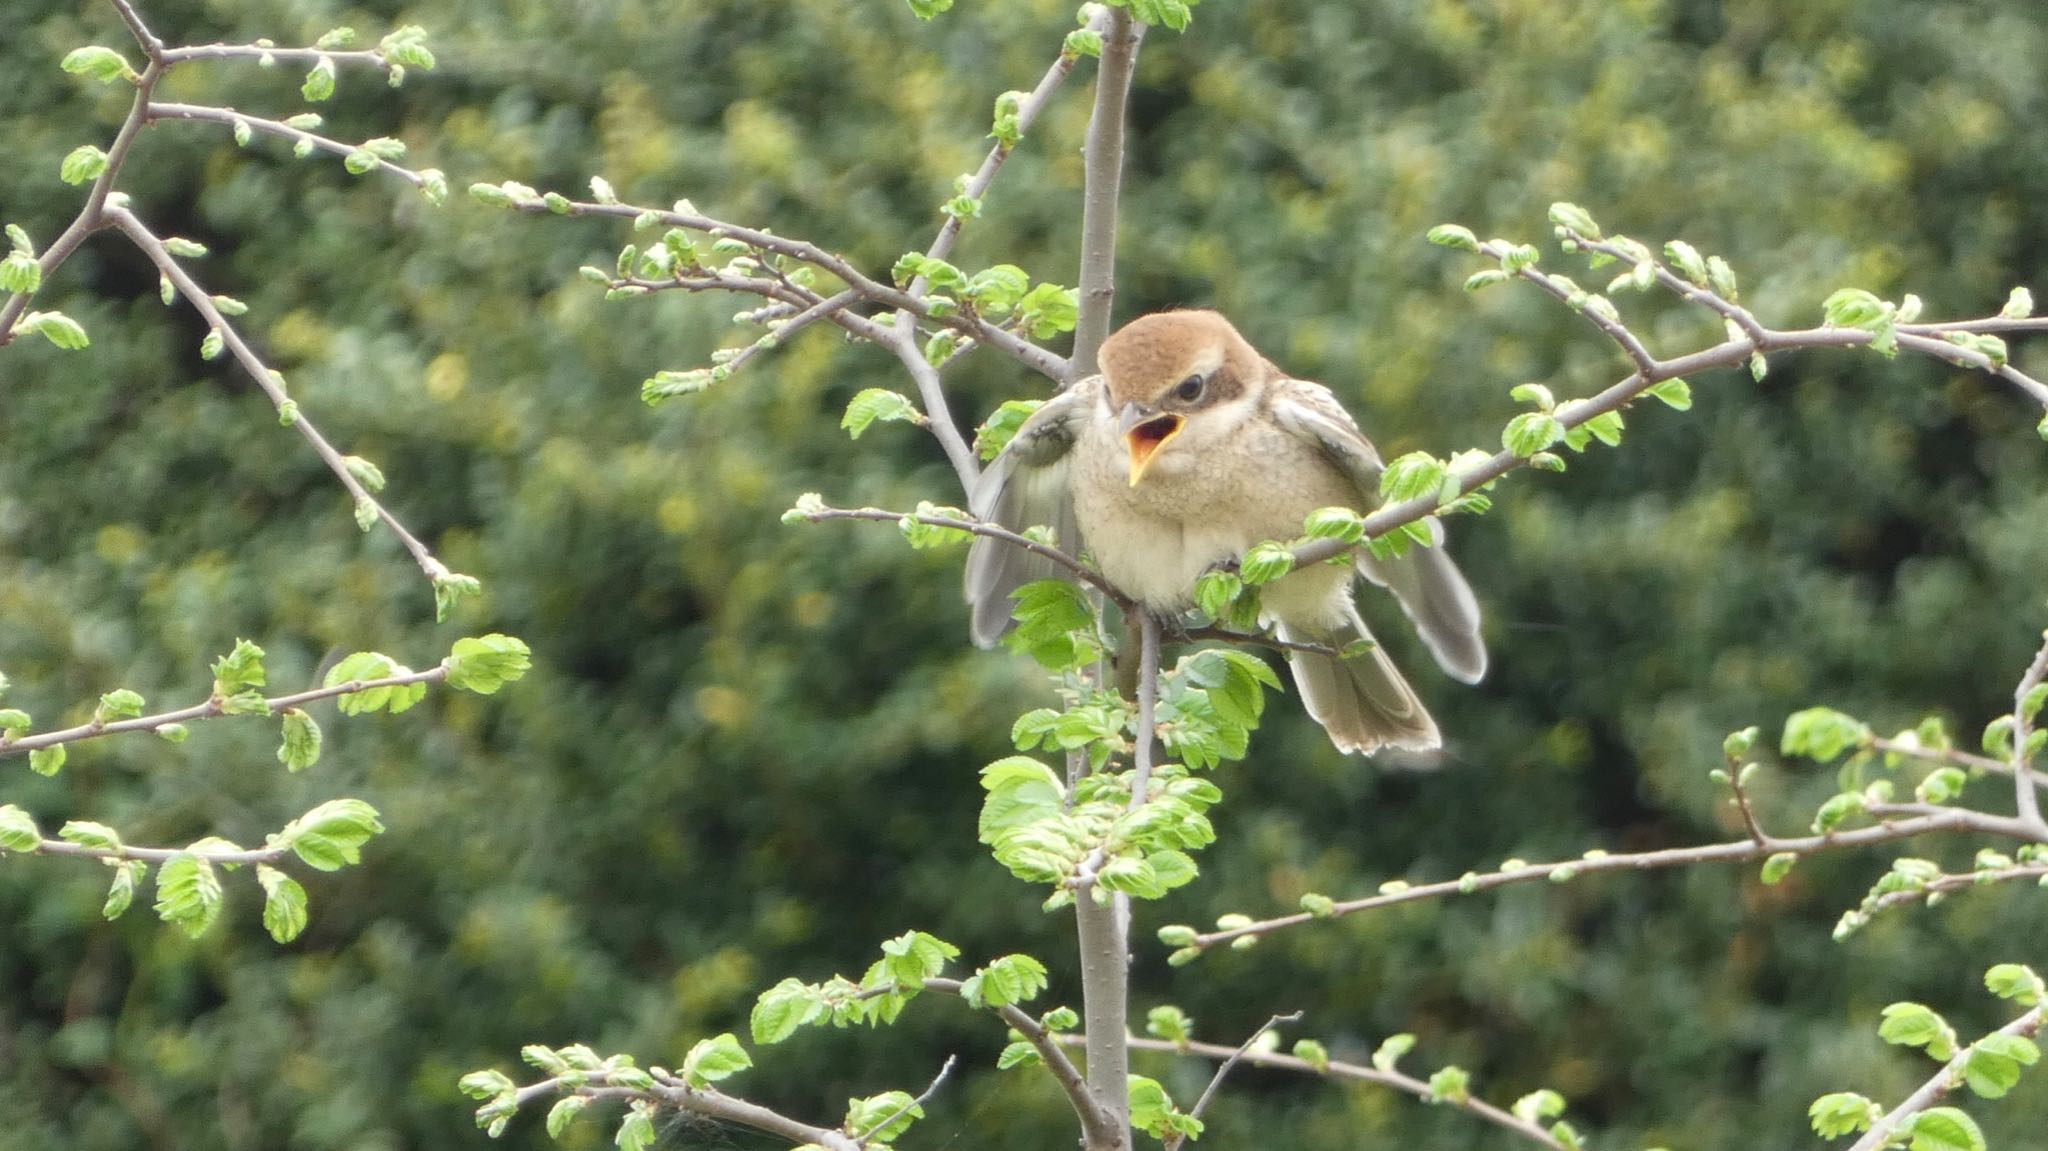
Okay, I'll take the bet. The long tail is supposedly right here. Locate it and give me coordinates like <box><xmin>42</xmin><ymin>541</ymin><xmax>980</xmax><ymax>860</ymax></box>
<box><xmin>1276</xmin><ymin>606</ymin><xmax>1441</xmax><ymax>756</ymax></box>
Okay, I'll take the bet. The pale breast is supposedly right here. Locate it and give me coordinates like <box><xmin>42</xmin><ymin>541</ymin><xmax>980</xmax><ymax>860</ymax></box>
<box><xmin>1069</xmin><ymin>409</ymin><xmax>1366</xmax><ymax>611</ymax></box>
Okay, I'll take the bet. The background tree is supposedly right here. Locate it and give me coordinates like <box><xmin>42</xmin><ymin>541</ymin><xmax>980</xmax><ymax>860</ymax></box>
<box><xmin>2</xmin><ymin>1</ymin><xmax>2046</xmax><ymax>1150</ymax></box>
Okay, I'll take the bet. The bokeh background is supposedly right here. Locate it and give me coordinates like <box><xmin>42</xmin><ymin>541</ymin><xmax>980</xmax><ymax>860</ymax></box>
<box><xmin>4</xmin><ymin>0</ymin><xmax>2047</xmax><ymax>1147</ymax></box>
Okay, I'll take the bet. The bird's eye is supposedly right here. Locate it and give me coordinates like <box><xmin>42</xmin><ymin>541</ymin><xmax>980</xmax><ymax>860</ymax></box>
<box><xmin>1174</xmin><ymin>374</ymin><xmax>1206</xmax><ymax>403</ymax></box>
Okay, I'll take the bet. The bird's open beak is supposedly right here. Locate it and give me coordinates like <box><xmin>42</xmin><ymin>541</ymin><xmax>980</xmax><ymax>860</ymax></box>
<box><xmin>1119</xmin><ymin>403</ymin><xmax>1185</xmax><ymax>486</ymax></box>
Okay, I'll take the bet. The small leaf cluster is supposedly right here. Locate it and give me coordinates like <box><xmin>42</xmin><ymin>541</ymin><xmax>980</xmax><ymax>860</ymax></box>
<box><xmin>887</xmin><ymin>256</ymin><xmax>1078</xmax><ymax>339</ymax></box>
<box><xmin>977</xmin><ymin>754</ymin><xmax>1217</xmax><ymax>904</ymax></box>
<box><xmin>750</xmin><ymin>931</ymin><xmax>964</xmax><ymax>1044</ymax></box>
<box><xmin>1812</xmin><ymin>966</ymin><xmax>2045</xmax><ymax>1150</ymax></box>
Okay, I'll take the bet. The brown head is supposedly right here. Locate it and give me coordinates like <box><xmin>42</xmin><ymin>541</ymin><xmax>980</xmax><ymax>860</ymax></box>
<box><xmin>1097</xmin><ymin>310</ymin><xmax>1267</xmax><ymax>485</ymax></box>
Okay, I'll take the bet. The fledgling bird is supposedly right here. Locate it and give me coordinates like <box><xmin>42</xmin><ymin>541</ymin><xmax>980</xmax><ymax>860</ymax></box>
<box><xmin>964</xmin><ymin>310</ymin><xmax>1485</xmax><ymax>755</ymax></box>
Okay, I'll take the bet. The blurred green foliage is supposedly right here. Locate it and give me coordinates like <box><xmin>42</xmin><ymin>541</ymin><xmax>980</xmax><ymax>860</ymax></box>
<box><xmin>3</xmin><ymin>0</ymin><xmax>2047</xmax><ymax>1147</ymax></box>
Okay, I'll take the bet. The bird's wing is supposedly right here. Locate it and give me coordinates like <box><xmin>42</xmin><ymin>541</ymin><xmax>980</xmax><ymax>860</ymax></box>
<box><xmin>1270</xmin><ymin>376</ymin><xmax>1488</xmax><ymax>684</ymax></box>
<box><xmin>963</xmin><ymin>380</ymin><xmax>1094</xmax><ymax>647</ymax></box>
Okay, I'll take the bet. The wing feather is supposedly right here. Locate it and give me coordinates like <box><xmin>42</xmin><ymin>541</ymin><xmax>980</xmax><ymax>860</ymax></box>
<box><xmin>1270</xmin><ymin>378</ymin><xmax>1488</xmax><ymax>682</ymax></box>
<box><xmin>963</xmin><ymin>382</ymin><xmax>1093</xmax><ymax>647</ymax></box>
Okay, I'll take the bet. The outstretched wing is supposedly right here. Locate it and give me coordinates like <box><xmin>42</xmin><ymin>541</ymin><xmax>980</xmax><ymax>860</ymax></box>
<box><xmin>1270</xmin><ymin>376</ymin><xmax>1488</xmax><ymax>684</ymax></box>
<box><xmin>963</xmin><ymin>380</ymin><xmax>1095</xmax><ymax>647</ymax></box>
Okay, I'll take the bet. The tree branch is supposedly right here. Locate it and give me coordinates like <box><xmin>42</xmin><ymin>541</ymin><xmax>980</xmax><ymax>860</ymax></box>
<box><xmin>2007</xmin><ymin>627</ymin><xmax>2048</xmax><ymax>834</ymax></box>
<box><xmin>1069</xmin><ymin>6</ymin><xmax>1143</xmax><ymax>380</ymax></box>
<box><xmin>0</xmin><ymin>667</ymin><xmax>447</xmax><ymax>759</ymax></box>
<box><xmin>104</xmin><ymin>205</ymin><xmax>450</xmax><ymax>583</ymax></box>
<box><xmin>790</xmin><ymin>503</ymin><xmax>1130</xmax><ymax>609</ymax></box>
<box><xmin>508</xmin><ymin>1078</ymin><xmax>862</xmax><ymax>1151</ymax></box>
<box><xmin>1163</xmin><ymin>1012</ymin><xmax>1302</xmax><ymax>1151</ymax></box>
<box><xmin>1071</xmin><ymin>1033</ymin><xmax>1567</xmax><ymax>1151</ymax></box>
<box><xmin>1184</xmin><ymin>808</ymin><xmax>2047</xmax><ymax>953</ymax></box>
<box><xmin>921</xmin><ymin>977</ymin><xmax>1118</xmax><ymax>1145</ymax></box>
<box><xmin>144</xmin><ymin>102</ymin><xmax>437</xmax><ymax>190</ymax></box>
<box><xmin>1845</xmin><ymin>1003</ymin><xmax>2048</xmax><ymax>1151</ymax></box>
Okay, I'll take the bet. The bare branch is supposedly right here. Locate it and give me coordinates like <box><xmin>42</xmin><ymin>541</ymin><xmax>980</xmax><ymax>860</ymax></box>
<box><xmin>791</xmin><ymin>503</ymin><xmax>1129</xmax><ymax>610</ymax></box>
<box><xmin>105</xmin><ymin>205</ymin><xmax>450</xmax><ymax>583</ymax></box>
<box><xmin>886</xmin><ymin>332</ymin><xmax>982</xmax><ymax>495</ymax></box>
<box><xmin>0</xmin><ymin>667</ymin><xmax>447</xmax><ymax>760</ymax></box>
<box><xmin>1125</xmin><ymin>612</ymin><xmax>1162</xmax><ymax>811</ymax></box>
<box><xmin>1846</xmin><ymin>1002</ymin><xmax>2047</xmax><ymax>1151</ymax></box>
<box><xmin>921</xmin><ymin>977</ymin><xmax>1118</xmax><ymax>1146</ymax></box>
<box><xmin>2009</xmin><ymin>627</ymin><xmax>2048</xmax><ymax>833</ymax></box>
<box><xmin>1163</xmin><ymin>1012</ymin><xmax>1303</xmax><ymax>1151</ymax></box>
<box><xmin>1076</xmin><ymin>1033</ymin><xmax>1567</xmax><ymax>1151</ymax></box>
<box><xmin>854</xmin><ymin>1055</ymin><xmax>957</xmax><ymax>1142</ymax></box>
<box><xmin>144</xmin><ymin>102</ymin><xmax>436</xmax><ymax>189</ymax></box>
<box><xmin>1070</xmin><ymin>7</ymin><xmax>1143</xmax><ymax>380</ymax></box>
<box><xmin>1187</xmin><ymin>808</ymin><xmax>2048</xmax><ymax>953</ymax></box>
<box><xmin>507</xmin><ymin>196</ymin><xmax>1068</xmax><ymax>380</ymax></box>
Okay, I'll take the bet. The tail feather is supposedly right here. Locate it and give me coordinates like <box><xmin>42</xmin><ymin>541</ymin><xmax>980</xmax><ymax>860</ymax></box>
<box><xmin>1356</xmin><ymin>521</ymin><xmax>1487</xmax><ymax>684</ymax></box>
<box><xmin>1276</xmin><ymin>609</ymin><xmax>1441</xmax><ymax>756</ymax></box>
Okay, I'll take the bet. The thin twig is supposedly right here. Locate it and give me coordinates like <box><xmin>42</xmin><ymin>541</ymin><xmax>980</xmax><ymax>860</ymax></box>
<box><xmin>144</xmin><ymin>102</ymin><xmax>433</xmax><ymax>189</ymax></box>
<box><xmin>853</xmin><ymin>1055</ymin><xmax>958</xmax><ymax>1142</ymax></box>
<box><xmin>510</xmin><ymin>1078</ymin><xmax>860</xmax><ymax>1151</ymax></box>
<box><xmin>105</xmin><ymin>205</ymin><xmax>450</xmax><ymax>582</ymax></box>
<box><xmin>1186</xmin><ymin>808</ymin><xmax>2047</xmax><ymax>952</ymax></box>
<box><xmin>793</xmin><ymin>504</ymin><xmax>1129</xmax><ymax>609</ymax></box>
<box><xmin>1075</xmin><ymin>1033</ymin><xmax>1567</xmax><ymax>1151</ymax></box>
<box><xmin>921</xmin><ymin>977</ymin><xmax>1117</xmax><ymax>1146</ymax></box>
<box><xmin>0</xmin><ymin>667</ymin><xmax>448</xmax><ymax>758</ymax></box>
<box><xmin>1163</xmin><ymin>1012</ymin><xmax>1303</xmax><ymax>1151</ymax></box>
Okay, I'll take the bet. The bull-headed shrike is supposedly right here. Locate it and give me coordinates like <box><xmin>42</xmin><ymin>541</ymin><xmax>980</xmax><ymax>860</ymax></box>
<box><xmin>965</xmin><ymin>310</ymin><xmax>1484</xmax><ymax>755</ymax></box>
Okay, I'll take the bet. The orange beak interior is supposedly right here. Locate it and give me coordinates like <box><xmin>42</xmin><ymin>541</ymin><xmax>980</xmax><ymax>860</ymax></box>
<box><xmin>1125</xmin><ymin>414</ymin><xmax>1185</xmax><ymax>486</ymax></box>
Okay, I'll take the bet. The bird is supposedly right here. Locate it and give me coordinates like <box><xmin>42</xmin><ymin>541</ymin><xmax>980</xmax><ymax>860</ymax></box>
<box><xmin>964</xmin><ymin>309</ymin><xmax>1485</xmax><ymax>755</ymax></box>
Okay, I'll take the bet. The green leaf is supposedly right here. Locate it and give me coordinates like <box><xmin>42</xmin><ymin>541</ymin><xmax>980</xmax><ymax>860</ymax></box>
<box><xmin>1547</xmin><ymin>202</ymin><xmax>1601</xmax><ymax>239</ymax></box>
<box><xmin>302</xmin><ymin>56</ymin><xmax>337</xmax><ymax>101</ymax></box>
<box><xmin>906</xmin><ymin>0</ymin><xmax>954</xmax><ymax>18</ymax></box>
<box><xmin>1646</xmin><ymin>378</ymin><xmax>1693</xmax><ymax>410</ymax></box>
<box><xmin>614</xmin><ymin>1105</ymin><xmax>656</xmax><ymax>1151</ymax></box>
<box><xmin>974</xmin><ymin>954</ymin><xmax>1049</xmax><ymax>1008</ymax></box>
<box><xmin>28</xmin><ymin>745</ymin><xmax>65</xmax><ymax>776</ymax></box>
<box><xmin>1126</xmin><ymin>1074</ymin><xmax>1178</xmax><ymax>1138</ymax></box>
<box><xmin>95</xmin><ymin>688</ymin><xmax>145</xmax><ymax>723</ymax></box>
<box><xmin>1427</xmin><ymin>224</ymin><xmax>1479</xmax><ymax>251</ymax></box>
<box><xmin>25</xmin><ymin>311</ymin><xmax>89</xmax><ymax>349</ymax></box>
<box><xmin>0</xmin><ymin>708</ymin><xmax>26</xmax><ymax>735</ymax></box>
<box><xmin>1906</xmin><ymin>1107</ymin><xmax>1986</xmax><ymax>1151</ymax></box>
<box><xmin>323</xmin><ymin>652</ymin><xmax>426</xmax><ymax>714</ymax></box>
<box><xmin>842</xmin><ymin>389</ymin><xmax>925</xmax><ymax>439</ymax></box>
<box><xmin>1510</xmin><ymin>382</ymin><xmax>1556</xmax><ymax>409</ymax></box>
<box><xmin>1513</xmin><ymin>1088</ymin><xmax>1567</xmax><ymax>1124</ymax></box>
<box><xmin>1878</xmin><ymin>1002</ymin><xmax>1957</xmax><ymax>1060</ymax></box>
<box><xmin>1760</xmin><ymin>852</ymin><xmax>1797</xmax><ymax>885</ymax></box>
<box><xmin>1916</xmin><ymin>766</ymin><xmax>1967</xmax><ymax>805</ymax></box>
<box><xmin>58</xmin><ymin>821</ymin><xmax>120</xmax><ymax>851</ymax></box>
<box><xmin>0</xmin><ymin>804</ymin><xmax>43</xmax><ymax>852</ymax></box>
<box><xmin>278</xmin><ymin>708</ymin><xmax>322</xmax><ymax>772</ymax></box>
<box><xmin>257</xmin><ymin>864</ymin><xmax>308</xmax><ymax>942</ymax></box>
<box><xmin>751</xmin><ymin>978</ymin><xmax>826</xmax><ymax>1044</ymax></box>
<box><xmin>212</xmin><ymin>639</ymin><xmax>266</xmax><ymax>695</ymax></box>
<box><xmin>153</xmin><ymin>852</ymin><xmax>223</xmax><ymax>937</ymax></box>
<box><xmin>1371</xmin><ymin>1033</ymin><xmax>1416</xmax><ymax>1073</ymax></box>
<box><xmin>974</xmin><ymin>399</ymin><xmax>1044</xmax><ymax>460</ymax></box>
<box><xmin>846</xmin><ymin>1089</ymin><xmax>924</xmax><ymax>1142</ymax></box>
<box><xmin>103</xmin><ymin>860</ymin><xmax>144</xmax><ymax>918</ymax></box>
<box><xmin>61</xmin><ymin>46</ymin><xmax>134</xmax><ymax>83</ymax></box>
<box><xmin>1426</xmin><ymin>1065</ymin><xmax>1471</xmax><ymax>1104</ymax></box>
<box><xmin>1985</xmin><ymin>964</ymin><xmax>2045</xmax><ymax>1007</ymax></box>
<box><xmin>1782</xmin><ymin>707</ymin><xmax>1870</xmax><ymax>762</ymax></box>
<box><xmin>1962</xmin><ymin>1032</ymin><xmax>2038</xmax><ymax>1099</ymax></box>
<box><xmin>378</xmin><ymin>26</ymin><xmax>436</xmax><ymax>71</ymax></box>
<box><xmin>963</xmin><ymin>265</ymin><xmax>1030</xmax><ymax>315</ymax></box>
<box><xmin>545</xmin><ymin>1096</ymin><xmax>589</xmax><ymax>1139</ymax></box>
<box><xmin>1145</xmin><ymin>1005</ymin><xmax>1193</xmax><ymax>1044</ymax></box>
<box><xmin>445</xmin><ymin>634</ymin><xmax>531</xmax><ymax>694</ymax></box>
<box><xmin>1015</xmin><ymin>282</ymin><xmax>1079</xmax><ymax>339</ymax></box>
<box><xmin>1293</xmin><ymin>1038</ymin><xmax>1330</xmax><ymax>1072</ymax></box>
<box><xmin>1464</xmin><ymin>268</ymin><xmax>1510</xmax><ymax>292</ymax></box>
<box><xmin>1503</xmin><ymin>412</ymin><xmax>1565</xmax><ymax>458</ymax></box>
<box><xmin>199</xmin><ymin>329</ymin><xmax>225</xmax><ymax>361</ymax></box>
<box><xmin>1808</xmin><ymin>1091</ymin><xmax>1878</xmax><ymax>1138</ymax></box>
<box><xmin>1239</xmin><ymin>542</ymin><xmax>1295</xmax><ymax>585</ymax></box>
<box><xmin>0</xmin><ymin>251</ymin><xmax>40</xmax><ymax>295</ymax></box>
<box><xmin>679</xmin><ymin>1032</ymin><xmax>752</xmax><ymax>1088</ymax></box>
<box><xmin>277</xmin><ymin>798</ymin><xmax>385</xmax><ymax>871</ymax></box>
<box><xmin>1064</xmin><ymin>27</ymin><xmax>1103</xmax><ymax>57</ymax></box>
<box><xmin>343</xmin><ymin>149</ymin><xmax>377</xmax><ymax>175</ymax></box>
